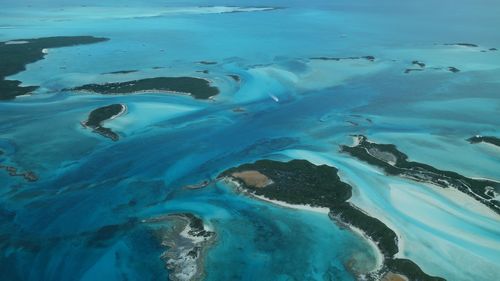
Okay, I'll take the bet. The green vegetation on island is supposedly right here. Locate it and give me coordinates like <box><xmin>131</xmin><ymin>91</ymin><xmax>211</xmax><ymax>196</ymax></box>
<box><xmin>467</xmin><ymin>135</ymin><xmax>500</xmax><ymax>147</ymax></box>
<box><xmin>444</xmin><ymin>43</ymin><xmax>478</xmax><ymax>47</ymax></box>
<box><xmin>341</xmin><ymin>135</ymin><xmax>500</xmax><ymax>214</ymax></box>
<box><xmin>221</xmin><ymin>159</ymin><xmax>352</xmax><ymax>206</ymax></box>
<box><xmin>145</xmin><ymin>213</ymin><xmax>215</xmax><ymax>281</ymax></box>
<box><xmin>0</xmin><ymin>36</ymin><xmax>108</xmax><ymax>100</ymax></box>
<box><xmin>69</xmin><ymin>77</ymin><xmax>219</xmax><ymax>100</ymax></box>
<box><xmin>219</xmin><ymin>159</ymin><xmax>444</xmax><ymax>281</ymax></box>
<box><xmin>82</xmin><ymin>104</ymin><xmax>125</xmax><ymax>141</ymax></box>
<box><xmin>0</xmin><ymin>149</ymin><xmax>38</xmax><ymax>182</ymax></box>
<box><xmin>198</xmin><ymin>61</ymin><xmax>217</xmax><ymax>65</ymax></box>
<box><xmin>310</xmin><ymin>55</ymin><xmax>375</xmax><ymax>62</ymax></box>
<box><xmin>228</xmin><ymin>74</ymin><xmax>241</xmax><ymax>82</ymax></box>
<box><xmin>103</xmin><ymin>70</ymin><xmax>138</xmax><ymax>74</ymax></box>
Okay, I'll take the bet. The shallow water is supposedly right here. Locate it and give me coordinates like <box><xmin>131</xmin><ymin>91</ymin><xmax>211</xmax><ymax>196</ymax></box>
<box><xmin>1</xmin><ymin>1</ymin><xmax>499</xmax><ymax>280</ymax></box>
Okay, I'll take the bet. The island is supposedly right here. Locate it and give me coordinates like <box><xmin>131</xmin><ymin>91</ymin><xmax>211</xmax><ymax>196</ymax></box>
<box><xmin>81</xmin><ymin>104</ymin><xmax>126</xmax><ymax>141</ymax></box>
<box><xmin>198</xmin><ymin>61</ymin><xmax>217</xmax><ymax>65</ymax></box>
<box><xmin>404</xmin><ymin>68</ymin><xmax>424</xmax><ymax>74</ymax></box>
<box><xmin>0</xmin><ymin>36</ymin><xmax>109</xmax><ymax>100</ymax></box>
<box><xmin>444</xmin><ymin>43</ymin><xmax>478</xmax><ymax>47</ymax></box>
<box><xmin>310</xmin><ymin>55</ymin><xmax>375</xmax><ymax>62</ymax></box>
<box><xmin>404</xmin><ymin>64</ymin><xmax>461</xmax><ymax>74</ymax></box>
<box><xmin>467</xmin><ymin>135</ymin><xmax>500</xmax><ymax>148</ymax></box>
<box><xmin>145</xmin><ymin>213</ymin><xmax>215</xmax><ymax>281</ymax></box>
<box><xmin>412</xmin><ymin>60</ymin><xmax>426</xmax><ymax>68</ymax></box>
<box><xmin>102</xmin><ymin>70</ymin><xmax>138</xmax><ymax>74</ymax></box>
<box><xmin>228</xmin><ymin>74</ymin><xmax>241</xmax><ymax>82</ymax></box>
<box><xmin>341</xmin><ymin>135</ymin><xmax>500</xmax><ymax>214</ymax></box>
<box><xmin>68</xmin><ymin>77</ymin><xmax>219</xmax><ymax>100</ymax></box>
<box><xmin>404</xmin><ymin>60</ymin><xmax>426</xmax><ymax>73</ymax></box>
<box><xmin>0</xmin><ymin>150</ymin><xmax>38</xmax><ymax>182</ymax></box>
<box><xmin>219</xmin><ymin>159</ymin><xmax>445</xmax><ymax>281</ymax></box>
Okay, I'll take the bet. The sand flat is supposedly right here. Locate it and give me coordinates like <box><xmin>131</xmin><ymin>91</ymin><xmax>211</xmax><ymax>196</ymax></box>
<box><xmin>382</xmin><ymin>272</ymin><xmax>409</xmax><ymax>281</ymax></box>
<box><xmin>231</xmin><ymin>170</ymin><xmax>271</xmax><ymax>188</ymax></box>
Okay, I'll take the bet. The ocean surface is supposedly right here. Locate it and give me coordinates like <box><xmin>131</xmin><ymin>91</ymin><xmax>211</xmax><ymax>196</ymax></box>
<box><xmin>1</xmin><ymin>0</ymin><xmax>499</xmax><ymax>280</ymax></box>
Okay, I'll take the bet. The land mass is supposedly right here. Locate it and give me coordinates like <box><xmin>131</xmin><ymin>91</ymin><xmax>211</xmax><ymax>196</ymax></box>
<box><xmin>0</xmin><ymin>150</ymin><xmax>38</xmax><ymax>182</ymax></box>
<box><xmin>404</xmin><ymin>68</ymin><xmax>424</xmax><ymax>74</ymax></box>
<box><xmin>103</xmin><ymin>70</ymin><xmax>138</xmax><ymax>74</ymax></box>
<box><xmin>146</xmin><ymin>213</ymin><xmax>215</xmax><ymax>281</ymax></box>
<box><xmin>219</xmin><ymin>159</ymin><xmax>444</xmax><ymax>281</ymax></box>
<box><xmin>444</xmin><ymin>43</ymin><xmax>478</xmax><ymax>47</ymax></box>
<box><xmin>0</xmin><ymin>36</ymin><xmax>109</xmax><ymax>100</ymax></box>
<box><xmin>198</xmin><ymin>61</ymin><xmax>217</xmax><ymax>65</ymax></box>
<box><xmin>82</xmin><ymin>104</ymin><xmax>125</xmax><ymax>141</ymax></box>
<box><xmin>228</xmin><ymin>74</ymin><xmax>241</xmax><ymax>82</ymax></box>
<box><xmin>467</xmin><ymin>135</ymin><xmax>500</xmax><ymax>148</ymax></box>
<box><xmin>341</xmin><ymin>135</ymin><xmax>500</xmax><ymax>214</ymax></box>
<box><xmin>310</xmin><ymin>55</ymin><xmax>375</xmax><ymax>62</ymax></box>
<box><xmin>69</xmin><ymin>77</ymin><xmax>219</xmax><ymax>100</ymax></box>
<box><xmin>412</xmin><ymin>60</ymin><xmax>426</xmax><ymax>68</ymax></box>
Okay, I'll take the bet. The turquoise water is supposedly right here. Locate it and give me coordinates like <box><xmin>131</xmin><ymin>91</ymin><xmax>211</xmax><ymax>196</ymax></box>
<box><xmin>1</xmin><ymin>1</ymin><xmax>500</xmax><ymax>280</ymax></box>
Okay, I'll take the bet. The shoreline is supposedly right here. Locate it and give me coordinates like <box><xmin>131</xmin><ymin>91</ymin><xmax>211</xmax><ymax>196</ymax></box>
<box><xmin>223</xmin><ymin>177</ymin><xmax>384</xmax><ymax>275</ymax></box>
<box><xmin>80</xmin><ymin>103</ymin><xmax>126</xmax><ymax>141</ymax></box>
<box><xmin>341</xmin><ymin>135</ymin><xmax>500</xmax><ymax>215</ymax></box>
<box><xmin>393</xmin><ymin>181</ymin><xmax>499</xmax><ymax>222</ymax></box>
<box><xmin>218</xmin><ymin>159</ymin><xmax>444</xmax><ymax>280</ymax></box>
<box><xmin>252</xmin><ymin>193</ymin><xmax>330</xmax><ymax>214</ymax></box>
<box><xmin>1</xmin><ymin>36</ymin><xmax>109</xmax><ymax>100</ymax></box>
<box><xmin>67</xmin><ymin>76</ymin><xmax>219</xmax><ymax>100</ymax></box>
<box><xmin>336</xmin><ymin>217</ymin><xmax>385</xmax><ymax>272</ymax></box>
<box><xmin>224</xmin><ymin>177</ymin><xmax>329</xmax><ymax>214</ymax></box>
<box><xmin>150</xmin><ymin>213</ymin><xmax>215</xmax><ymax>281</ymax></box>
<box><xmin>108</xmin><ymin>104</ymin><xmax>127</xmax><ymax>120</ymax></box>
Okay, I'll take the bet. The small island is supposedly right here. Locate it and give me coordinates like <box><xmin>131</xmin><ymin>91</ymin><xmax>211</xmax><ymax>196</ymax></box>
<box><xmin>341</xmin><ymin>135</ymin><xmax>500</xmax><ymax>214</ymax></box>
<box><xmin>102</xmin><ymin>70</ymin><xmax>138</xmax><ymax>75</ymax></box>
<box><xmin>412</xmin><ymin>60</ymin><xmax>426</xmax><ymax>68</ymax></box>
<box><xmin>404</xmin><ymin>64</ymin><xmax>460</xmax><ymax>74</ymax></box>
<box><xmin>69</xmin><ymin>77</ymin><xmax>219</xmax><ymax>100</ymax></box>
<box><xmin>310</xmin><ymin>55</ymin><xmax>375</xmax><ymax>62</ymax></box>
<box><xmin>198</xmin><ymin>61</ymin><xmax>217</xmax><ymax>65</ymax></box>
<box><xmin>0</xmin><ymin>36</ymin><xmax>109</xmax><ymax>100</ymax></box>
<box><xmin>467</xmin><ymin>135</ymin><xmax>500</xmax><ymax>148</ymax></box>
<box><xmin>145</xmin><ymin>213</ymin><xmax>215</xmax><ymax>281</ymax></box>
<box><xmin>228</xmin><ymin>74</ymin><xmax>241</xmax><ymax>82</ymax></box>
<box><xmin>404</xmin><ymin>61</ymin><xmax>426</xmax><ymax>73</ymax></box>
<box><xmin>0</xmin><ymin>150</ymin><xmax>38</xmax><ymax>182</ymax></box>
<box><xmin>219</xmin><ymin>159</ymin><xmax>444</xmax><ymax>281</ymax></box>
<box><xmin>82</xmin><ymin>104</ymin><xmax>126</xmax><ymax>141</ymax></box>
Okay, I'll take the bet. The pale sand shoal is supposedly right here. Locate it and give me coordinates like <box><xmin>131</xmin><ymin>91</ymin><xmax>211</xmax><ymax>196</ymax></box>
<box><xmin>251</xmin><ymin>193</ymin><xmax>330</xmax><ymax>214</ymax></box>
<box><xmin>231</xmin><ymin>170</ymin><xmax>272</xmax><ymax>188</ymax></box>
<box><xmin>382</xmin><ymin>272</ymin><xmax>409</xmax><ymax>281</ymax></box>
